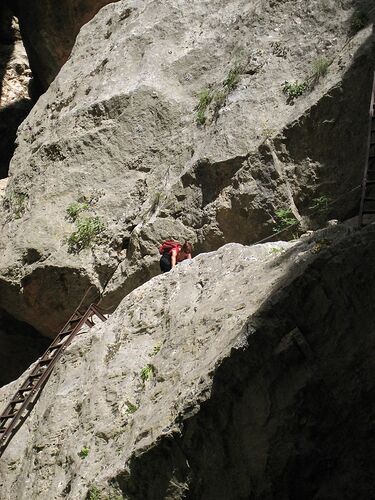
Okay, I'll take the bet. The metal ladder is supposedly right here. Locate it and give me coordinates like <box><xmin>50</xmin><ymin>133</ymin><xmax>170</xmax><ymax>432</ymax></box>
<box><xmin>359</xmin><ymin>70</ymin><xmax>375</xmax><ymax>226</ymax></box>
<box><xmin>0</xmin><ymin>303</ymin><xmax>107</xmax><ymax>458</ymax></box>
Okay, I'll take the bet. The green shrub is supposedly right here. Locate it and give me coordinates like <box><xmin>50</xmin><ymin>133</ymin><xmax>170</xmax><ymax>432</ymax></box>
<box><xmin>273</xmin><ymin>208</ymin><xmax>299</xmax><ymax>233</ymax></box>
<box><xmin>67</xmin><ymin>216</ymin><xmax>104</xmax><ymax>253</ymax></box>
<box><xmin>349</xmin><ymin>10</ymin><xmax>369</xmax><ymax>36</ymax></box>
<box><xmin>282</xmin><ymin>81</ymin><xmax>308</xmax><ymax>100</ymax></box>
<box><xmin>78</xmin><ymin>446</ymin><xmax>89</xmax><ymax>459</ymax></box>
<box><xmin>140</xmin><ymin>364</ymin><xmax>155</xmax><ymax>382</ymax></box>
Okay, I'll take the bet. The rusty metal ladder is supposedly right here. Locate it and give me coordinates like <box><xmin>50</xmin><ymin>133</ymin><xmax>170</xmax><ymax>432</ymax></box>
<box><xmin>359</xmin><ymin>70</ymin><xmax>375</xmax><ymax>226</ymax></box>
<box><xmin>0</xmin><ymin>303</ymin><xmax>107</xmax><ymax>458</ymax></box>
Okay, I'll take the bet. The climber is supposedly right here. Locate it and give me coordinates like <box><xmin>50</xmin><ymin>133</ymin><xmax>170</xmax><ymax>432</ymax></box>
<box><xmin>159</xmin><ymin>240</ymin><xmax>193</xmax><ymax>273</ymax></box>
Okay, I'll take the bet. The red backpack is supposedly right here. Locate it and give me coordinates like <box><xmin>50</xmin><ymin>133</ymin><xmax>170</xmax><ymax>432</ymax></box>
<box><xmin>159</xmin><ymin>240</ymin><xmax>181</xmax><ymax>255</ymax></box>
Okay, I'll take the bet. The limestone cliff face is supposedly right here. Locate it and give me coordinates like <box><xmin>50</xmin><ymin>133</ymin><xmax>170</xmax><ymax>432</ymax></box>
<box><xmin>0</xmin><ymin>0</ymin><xmax>373</xmax><ymax>335</ymax></box>
<box><xmin>1</xmin><ymin>225</ymin><xmax>375</xmax><ymax>499</ymax></box>
<box><xmin>8</xmin><ymin>0</ymin><xmax>121</xmax><ymax>90</ymax></box>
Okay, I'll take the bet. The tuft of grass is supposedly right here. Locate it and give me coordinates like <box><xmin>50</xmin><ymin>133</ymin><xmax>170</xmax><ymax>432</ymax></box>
<box><xmin>140</xmin><ymin>364</ymin><xmax>155</xmax><ymax>383</ymax></box>
<box><xmin>196</xmin><ymin>89</ymin><xmax>213</xmax><ymax>125</ymax></box>
<box><xmin>66</xmin><ymin>200</ymin><xmax>90</xmax><ymax>221</ymax></box>
<box><xmin>311</xmin><ymin>57</ymin><xmax>331</xmax><ymax>82</ymax></box>
<box><xmin>78</xmin><ymin>446</ymin><xmax>89</xmax><ymax>459</ymax></box>
<box><xmin>349</xmin><ymin>10</ymin><xmax>369</xmax><ymax>36</ymax></box>
<box><xmin>196</xmin><ymin>62</ymin><xmax>243</xmax><ymax>125</ymax></box>
<box><xmin>282</xmin><ymin>81</ymin><xmax>308</xmax><ymax>101</ymax></box>
<box><xmin>273</xmin><ymin>208</ymin><xmax>299</xmax><ymax>233</ymax></box>
<box><xmin>67</xmin><ymin>216</ymin><xmax>104</xmax><ymax>253</ymax></box>
<box><xmin>125</xmin><ymin>401</ymin><xmax>138</xmax><ymax>414</ymax></box>
<box><xmin>223</xmin><ymin>62</ymin><xmax>243</xmax><ymax>91</ymax></box>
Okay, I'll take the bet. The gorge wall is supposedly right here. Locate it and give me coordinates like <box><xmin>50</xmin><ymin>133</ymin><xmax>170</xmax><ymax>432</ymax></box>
<box><xmin>0</xmin><ymin>0</ymin><xmax>374</xmax><ymax>498</ymax></box>
<box><xmin>0</xmin><ymin>0</ymin><xmax>374</xmax><ymax>336</ymax></box>
<box><xmin>1</xmin><ymin>226</ymin><xmax>375</xmax><ymax>499</ymax></box>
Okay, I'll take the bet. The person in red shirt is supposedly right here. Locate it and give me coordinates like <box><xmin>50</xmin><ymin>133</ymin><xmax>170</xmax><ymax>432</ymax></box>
<box><xmin>159</xmin><ymin>240</ymin><xmax>193</xmax><ymax>273</ymax></box>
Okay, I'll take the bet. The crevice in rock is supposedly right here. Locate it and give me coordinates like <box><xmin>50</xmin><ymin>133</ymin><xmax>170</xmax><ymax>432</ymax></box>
<box><xmin>0</xmin><ymin>309</ymin><xmax>49</xmax><ymax>388</ymax></box>
<box><xmin>0</xmin><ymin>4</ymin><xmax>38</xmax><ymax>179</ymax></box>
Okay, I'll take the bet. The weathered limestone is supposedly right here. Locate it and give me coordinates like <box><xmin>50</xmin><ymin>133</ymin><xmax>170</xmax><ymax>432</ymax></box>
<box><xmin>1</xmin><ymin>225</ymin><xmax>375</xmax><ymax>498</ymax></box>
<box><xmin>0</xmin><ymin>0</ymin><xmax>373</xmax><ymax>335</ymax></box>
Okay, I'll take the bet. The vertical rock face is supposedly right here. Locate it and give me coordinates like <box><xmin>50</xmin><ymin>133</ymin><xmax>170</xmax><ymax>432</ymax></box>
<box><xmin>0</xmin><ymin>0</ymin><xmax>373</xmax><ymax>336</ymax></box>
<box><xmin>0</xmin><ymin>5</ymin><xmax>32</xmax><ymax>178</ymax></box>
<box><xmin>9</xmin><ymin>0</ymin><xmax>121</xmax><ymax>90</ymax></box>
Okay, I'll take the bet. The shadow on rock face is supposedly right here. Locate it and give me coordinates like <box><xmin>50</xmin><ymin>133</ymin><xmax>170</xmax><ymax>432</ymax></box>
<box><xmin>0</xmin><ymin>310</ymin><xmax>49</xmax><ymax>387</ymax></box>
<box><xmin>0</xmin><ymin>98</ymin><xmax>33</xmax><ymax>178</ymax></box>
<box><xmin>117</xmin><ymin>227</ymin><xmax>375</xmax><ymax>500</ymax></box>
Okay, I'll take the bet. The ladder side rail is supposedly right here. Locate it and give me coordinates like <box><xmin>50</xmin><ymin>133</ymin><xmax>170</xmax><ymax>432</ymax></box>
<box><xmin>0</xmin><ymin>306</ymin><xmax>98</xmax><ymax>455</ymax></box>
<box><xmin>359</xmin><ymin>70</ymin><xmax>375</xmax><ymax>226</ymax></box>
<box><xmin>90</xmin><ymin>304</ymin><xmax>108</xmax><ymax>322</ymax></box>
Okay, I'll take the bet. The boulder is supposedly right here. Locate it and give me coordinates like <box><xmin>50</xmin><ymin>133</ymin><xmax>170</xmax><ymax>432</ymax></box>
<box><xmin>1</xmin><ymin>225</ymin><xmax>375</xmax><ymax>498</ymax></box>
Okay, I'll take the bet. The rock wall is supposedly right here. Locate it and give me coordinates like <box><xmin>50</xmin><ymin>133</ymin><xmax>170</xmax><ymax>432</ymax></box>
<box><xmin>0</xmin><ymin>5</ymin><xmax>32</xmax><ymax>178</ymax></box>
<box><xmin>0</xmin><ymin>0</ymin><xmax>373</xmax><ymax>336</ymax></box>
<box><xmin>1</xmin><ymin>225</ymin><xmax>375</xmax><ymax>499</ymax></box>
<box><xmin>8</xmin><ymin>0</ymin><xmax>121</xmax><ymax>90</ymax></box>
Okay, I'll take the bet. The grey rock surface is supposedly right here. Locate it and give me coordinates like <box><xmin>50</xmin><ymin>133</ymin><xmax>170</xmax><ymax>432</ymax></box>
<box><xmin>1</xmin><ymin>225</ymin><xmax>375</xmax><ymax>499</ymax></box>
<box><xmin>0</xmin><ymin>0</ymin><xmax>373</xmax><ymax>335</ymax></box>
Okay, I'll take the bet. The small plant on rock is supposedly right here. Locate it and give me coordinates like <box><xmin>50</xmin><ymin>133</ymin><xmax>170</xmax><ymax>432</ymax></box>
<box><xmin>66</xmin><ymin>200</ymin><xmax>90</xmax><ymax>221</ymax></box>
<box><xmin>309</xmin><ymin>195</ymin><xmax>331</xmax><ymax>214</ymax></box>
<box><xmin>12</xmin><ymin>192</ymin><xmax>28</xmax><ymax>219</ymax></box>
<box><xmin>282</xmin><ymin>81</ymin><xmax>308</xmax><ymax>102</ymax></box>
<box><xmin>125</xmin><ymin>401</ymin><xmax>138</xmax><ymax>414</ymax></box>
<box><xmin>223</xmin><ymin>62</ymin><xmax>243</xmax><ymax>91</ymax></box>
<box><xmin>78</xmin><ymin>446</ymin><xmax>90</xmax><ymax>459</ymax></box>
<box><xmin>88</xmin><ymin>486</ymin><xmax>101</xmax><ymax>500</ymax></box>
<box><xmin>140</xmin><ymin>364</ymin><xmax>155</xmax><ymax>383</ymax></box>
<box><xmin>311</xmin><ymin>57</ymin><xmax>331</xmax><ymax>83</ymax></box>
<box><xmin>67</xmin><ymin>216</ymin><xmax>104</xmax><ymax>253</ymax></box>
<box><xmin>273</xmin><ymin>208</ymin><xmax>299</xmax><ymax>233</ymax></box>
<box><xmin>196</xmin><ymin>89</ymin><xmax>213</xmax><ymax>125</ymax></box>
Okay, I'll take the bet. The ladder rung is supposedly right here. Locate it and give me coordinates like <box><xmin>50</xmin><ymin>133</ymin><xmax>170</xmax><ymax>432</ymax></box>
<box><xmin>59</xmin><ymin>329</ymin><xmax>73</xmax><ymax>336</ymax></box>
<box><xmin>1</xmin><ymin>413</ymin><xmax>16</xmax><ymax>420</ymax></box>
<box><xmin>10</xmin><ymin>398</ymin><xmax>25</xmax><ymax>405</ymax></box>
<box><xmin>0</xmin><ymin>428</ymin><xmax>6</xmax><ymax>433</ymax></box>
<box><xmin>39</xmin><ymin>359</ymin><xmax>52</xmax><ymax>366</ymax></box>
<box><xmin>29</xmin><ymin>372</ymin><xmax>43</xmax><ymax>379</ymax></box>
<box><xmin>47</xmin><ymin>344</ymin><xmax>62</xmax><ymax>351</ymax></box>
<box><xmin>365</xmin><ymin>180</ymin><xmax>375</xmax><ymax>185</ymax></box>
